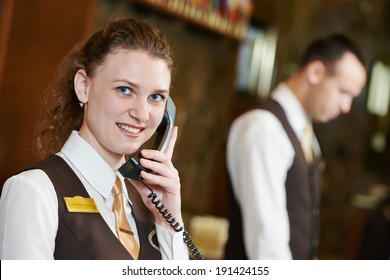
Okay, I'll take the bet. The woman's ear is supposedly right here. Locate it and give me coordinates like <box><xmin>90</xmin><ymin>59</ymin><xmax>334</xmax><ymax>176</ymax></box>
<box><xmin>306</xmin><ymin>60</ymin><xmax>326</xmax><ymax>85</ymax></box>
<box><xmin>74</xmin><ymin>69</ymin><xmax>89</xmax><ymax>104</ymax></box>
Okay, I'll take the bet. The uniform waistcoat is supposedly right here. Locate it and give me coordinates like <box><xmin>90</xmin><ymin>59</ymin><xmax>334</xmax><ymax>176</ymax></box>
<box><xmin>224</xmin><ymin>99</ymin><xmax>320</xmax><ymax>260</ymax></box>
<box><xmin>28</xmin><ymin>155</ymin><xmax>162</xmax><ymax>260</ymax></box>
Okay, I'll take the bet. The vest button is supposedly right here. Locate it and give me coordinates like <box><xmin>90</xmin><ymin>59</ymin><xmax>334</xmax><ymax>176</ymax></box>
<box><xmin>312</xmin><ymin>239</ymin><xmax>319</xmax><ymax>247</ymax></box>
<box><xmin>312</xmin><ymin>207</ymin><xmax>319</xmax><ymax>216</ymax></box>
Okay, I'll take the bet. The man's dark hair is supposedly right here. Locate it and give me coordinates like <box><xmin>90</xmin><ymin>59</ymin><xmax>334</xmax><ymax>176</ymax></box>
<box><xmin>299</xmin><ymin>34</ymin><xmax>366</xmax><ymax>72</ymax></box>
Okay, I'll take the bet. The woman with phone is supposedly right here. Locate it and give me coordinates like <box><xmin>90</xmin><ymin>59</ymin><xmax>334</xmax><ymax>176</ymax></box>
<box><xmin>0</xmin><ymin>18</ymin><xmax>189</xmax><ymax>260</ymax></box>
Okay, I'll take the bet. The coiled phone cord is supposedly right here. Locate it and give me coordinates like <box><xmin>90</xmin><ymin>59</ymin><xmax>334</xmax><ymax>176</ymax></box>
<box><xmin>139</xmin><ymin>180</ymin><xmax>204</xmax><ymax>260</ymax></box>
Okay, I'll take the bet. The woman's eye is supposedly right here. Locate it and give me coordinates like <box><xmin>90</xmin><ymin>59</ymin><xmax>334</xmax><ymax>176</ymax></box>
<box><xmin>117</xmin><ymin>86</ymin><xmax>132</xmax><ymax>95</ymax></box>
<box><xmin>149</xmin><ymin>94</ymin><xmax>165</xmax><ymax>102</ymax></box>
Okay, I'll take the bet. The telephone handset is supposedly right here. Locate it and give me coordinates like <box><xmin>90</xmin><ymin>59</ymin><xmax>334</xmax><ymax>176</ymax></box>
<box><xmin>118</xmin><ymin>96</ymin><xmax>176</xmax><ymax>181</ymax></box>
<box><xmin>118</xmin><ymin>96</ymin><xmax>204</xmax><ymax>260</ymax></box>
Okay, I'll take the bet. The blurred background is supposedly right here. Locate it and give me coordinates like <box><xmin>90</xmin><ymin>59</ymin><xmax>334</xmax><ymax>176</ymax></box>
<box><xmin>1</xmin><ymin>0</ymin><xmax>389</xmax><ymax>259</ymax></box>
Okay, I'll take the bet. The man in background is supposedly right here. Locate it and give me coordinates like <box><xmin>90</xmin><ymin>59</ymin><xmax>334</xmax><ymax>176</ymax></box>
<box><xmin>224</xmin><ymin>34</ymin><xmax>367</xmax><ymax>259</ymax></box>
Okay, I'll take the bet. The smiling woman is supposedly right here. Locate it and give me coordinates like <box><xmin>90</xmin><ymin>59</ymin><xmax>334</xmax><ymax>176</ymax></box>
<box><xmin>73</xmin><ymin>49</ymin><xmax>171</xmax><ymax>168</ymax></box>
<box><xmin>0</xmin><ymin>18</ymin><xmax>189</xmax><ymax>260</ymax></box>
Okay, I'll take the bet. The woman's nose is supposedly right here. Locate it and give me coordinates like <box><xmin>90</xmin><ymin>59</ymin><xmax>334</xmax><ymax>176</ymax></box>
<box><xmin>129</xmin><ymin>99</ymin><xmax>149</xmax><ymax>122</ymax></box>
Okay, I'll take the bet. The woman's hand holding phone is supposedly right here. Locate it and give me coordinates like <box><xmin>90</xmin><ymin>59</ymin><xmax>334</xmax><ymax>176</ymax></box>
<box><xmin>130</xmin><ymin>126</ymin><xmax>183</xmax><ymax>230</ymax></box>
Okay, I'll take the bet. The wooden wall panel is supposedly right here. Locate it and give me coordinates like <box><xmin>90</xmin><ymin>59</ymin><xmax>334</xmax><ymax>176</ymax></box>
<box><xmin>0</xmin><ymin>0</ymin><xmax>98</xmax><ymax>184</ymax></box>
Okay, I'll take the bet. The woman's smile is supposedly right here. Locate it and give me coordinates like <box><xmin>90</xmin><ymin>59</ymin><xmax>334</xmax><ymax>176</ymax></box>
<box><xmin>116</xmin><ymin>122</ymin><xmax>144</xmax><ymax>136</ymax></box>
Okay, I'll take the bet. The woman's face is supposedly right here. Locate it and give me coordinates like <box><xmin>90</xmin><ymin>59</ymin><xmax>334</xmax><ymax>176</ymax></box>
<box><xmin>75</xmin><ymin>48</ymin><xmax>171</xmax><ymax>167</ymax></box>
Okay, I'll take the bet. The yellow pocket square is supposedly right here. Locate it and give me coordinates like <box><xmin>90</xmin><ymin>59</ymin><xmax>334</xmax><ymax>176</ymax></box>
<box><xmin>64</xmin><ymin>196</ymin><xmax>99</xmax><ymax>213</ymax></box>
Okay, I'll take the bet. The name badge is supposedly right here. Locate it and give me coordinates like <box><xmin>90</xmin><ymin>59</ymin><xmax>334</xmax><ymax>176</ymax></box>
<box><xmin>64</xmin><ymin>196</ymin><xmax>99</xmax><ymax>213</ymax></box>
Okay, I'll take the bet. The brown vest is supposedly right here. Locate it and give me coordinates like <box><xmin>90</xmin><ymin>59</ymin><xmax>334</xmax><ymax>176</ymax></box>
<box><xmin>29</xmin><ymin>155</ymin><xmax>161</xmax><ymax>260</ymax></box>
<box><xmin>224</xmin><ymin>99</ymin><xmax>320</xmax><ymax>260</ymax></box>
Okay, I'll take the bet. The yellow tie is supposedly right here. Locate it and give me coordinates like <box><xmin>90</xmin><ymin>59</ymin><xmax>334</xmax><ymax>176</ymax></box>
<box><xmin>112</xmin><ymin>177</ymin><xmax>140</xmax><ymax>259</ymax></box>
<box><xmin>301</xmin><ymin>123</ymin><xmax>314</xmax><ymax>163</ymax></box>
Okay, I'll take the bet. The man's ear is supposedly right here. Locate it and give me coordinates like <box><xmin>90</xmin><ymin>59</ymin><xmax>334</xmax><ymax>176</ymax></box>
<box><xmin>74</xmin><ymin>69</ymin><xmax>89</xmax><ymax>104</ymax></box>
<box><xmin>306</xmin><ymin>60</ymin><xmax>326</xmax><ymax>85</ymax></box>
